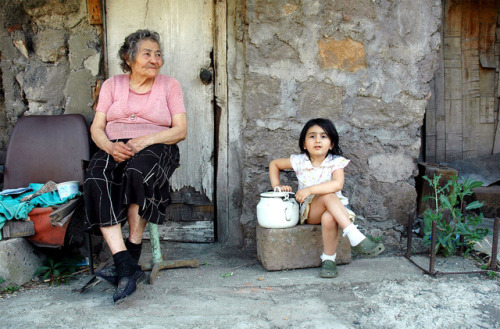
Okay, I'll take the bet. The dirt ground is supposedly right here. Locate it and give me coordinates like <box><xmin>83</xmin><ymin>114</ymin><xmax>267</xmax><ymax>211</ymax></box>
<box><xmin>0</xmin><ymin>241</ymin><xmax>499</xmax><ymax>329</ymax></box>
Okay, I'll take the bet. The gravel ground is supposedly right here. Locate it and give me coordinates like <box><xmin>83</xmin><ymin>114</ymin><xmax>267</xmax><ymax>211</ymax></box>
<box><xmin>0</xmin><ymin>243</ymin><xmax>499</xmax><ymax>329</ymax></box>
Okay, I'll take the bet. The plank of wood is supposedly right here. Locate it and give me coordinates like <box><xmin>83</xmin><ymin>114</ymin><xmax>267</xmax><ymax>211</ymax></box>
<box><xmin>444</xmin><ymin>99</ymin><xmax>463</xmax><ymax>162</ymax></box>
<box><xmin>1</xmin><ymin>220</ymin><xmax>35</xmax><ymax>238</ymax></box>
<box><xmin>479</xmin><ymin>96</ymin><xmax>496</xmax><ymax>123</ymax></box>
<box><xmin>170</xmin><ymin>189</ymin><xmax>212</xmax><ymax>206</ymax></box>
<box><xmin>86</xmin><ymin>0</ymin><xmax>102</xmax><ymax>25</ymax></box>
<box><xmin>49</xmin><ymin>197</ymin><xmax>81</xmax><ymax>225</ymax></box>
<box><xmin>461</xmin><ymin>1</ymin><xmax>481</xmax><ymax>159</ymax></box>
<box><xmin>75</xmin><ymin>257</ymin><xmax>113</xmax><ymax>293</ymax></box>
<box><xmin>493</xmin><ymin>122</ymin><xmax>500</xmax><ymax>153</ymax></box>
<box><xmin>124</xmin><ymin>221</ymin><xmax>215</xmax><ymax>243</ymax></box>
<box><xmin>444</xmin><ymin>0</ymin><xmax>462</xmax><ymax>38</ymax></box>
<box><xmin>444</xmin><ymin>67</ymin><xmax>462</xmax><ymax>100</ymax></box>
<box><xmin>478</xmin><ymin>0</ymin><xmax>496</xmax><ymax>68</ymax></box>
<box><xmin>444</xmin><ymin>37</ymin><xmax>462</xmax><ymax>60</ymax></box>
<box><xmin>425</xmin><ymin>78</ymin><xmax>438</xmax><ymax>163</ymax></box>
<box><xmin>498</xmin><ymin>65</ymin><xmax>500</xmax><ymax>98</ymax></box>
<box><xmin>165</xmin><ymin>204</ymin><xmax>214</xmax><ymax>222</ymax></box>
<box><xmin>442</xmin><ymin>3</ymin><xmax>464</xmax><ymax>163</ymax></box>
<box><xmin>215</xmin><ymin>0</ymin><xmax>230</xmax><ymax>245</ymax></box>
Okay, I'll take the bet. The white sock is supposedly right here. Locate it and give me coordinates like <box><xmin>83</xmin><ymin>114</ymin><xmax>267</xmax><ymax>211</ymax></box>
<box><xmin>321</xmin><ymin>253</ymin><xmax>337</xmax><ymax>262</ymax></box>
<box><xmin>342</xmin><ymin>223</ymin><xmax>366</xmax><ymax>247</ymax></box>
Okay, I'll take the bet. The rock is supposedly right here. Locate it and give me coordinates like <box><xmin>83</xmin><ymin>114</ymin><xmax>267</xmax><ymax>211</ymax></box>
<box><xmin>256</xmin><ymin>224</ymin><xmax>351</xmax><ymax>271</ymax></box>
<box><xmin>33</xmin><ymin>29</ymin><xmax>67</xmax><ymax>63</ymax></box>
<box><xmin>0</xmin><ymin>238</ymin><xmax>44</xmax><ymax>288</ymax></box>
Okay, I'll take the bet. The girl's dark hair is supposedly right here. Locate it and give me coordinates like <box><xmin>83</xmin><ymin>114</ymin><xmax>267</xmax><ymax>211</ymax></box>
<box><xmin>299</xmin><ymin>118</ymin><xmax>343</xmax><ymax>157</ymax></box>
<box><xmin>118</xmin><ymin>29</ymin><xmax>163</xmax><ymax>73</ymax></box>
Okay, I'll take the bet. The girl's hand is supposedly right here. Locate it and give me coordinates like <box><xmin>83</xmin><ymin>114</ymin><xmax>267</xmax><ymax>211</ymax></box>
<box><xmin>110</xmin><ymin>141</ymin><xmax>134</xmax><ymax>163</ymax></box>
<box><xmin>274</xmin><ymin>185</ymin><xmax>292</xmax><ymax>192</ymax></box>
<box><xmin>295</xmin><ymin>187</ymin><xmax>312</xmax><ymax>204</ymax></box>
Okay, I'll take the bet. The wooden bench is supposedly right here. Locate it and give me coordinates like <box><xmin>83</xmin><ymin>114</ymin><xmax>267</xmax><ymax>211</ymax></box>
<box><xmin>256</xmin><ymin>223</ymin><xmax>351</xmax><ymax>271</ymax></box>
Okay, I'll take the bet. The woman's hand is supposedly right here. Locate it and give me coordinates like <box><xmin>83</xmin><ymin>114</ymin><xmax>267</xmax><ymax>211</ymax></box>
<box><xmin>295</xmin><ymin>187</ymin><xmax>312</xmax><ymax>204</ymax></box>
<box><xmin>126</xmin><ymin>135</ymin><xmax>152</xmax><ymax>154</ymax></box>
<box><xmin>110</xmin><ymin>141</ymin><xmax>135</xmax><ymax>163</ymax></box>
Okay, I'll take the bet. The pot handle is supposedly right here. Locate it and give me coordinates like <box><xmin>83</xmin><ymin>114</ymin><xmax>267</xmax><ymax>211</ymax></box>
<box><xmin>284</xmin><ymin>204</ymin><xmax>291</xmax><ymax>221</ymax></box>
<box><xmin>274</xmin><ymin>186</ymin><xmax>289</xmax><ymax>201</ymax></box>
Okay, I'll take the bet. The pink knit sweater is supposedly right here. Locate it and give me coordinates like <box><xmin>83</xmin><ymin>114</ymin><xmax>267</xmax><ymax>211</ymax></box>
<box><xmin>96</xmin><ymin>74</ymin><xmax>186</xmax><ymax>140</ymax></box>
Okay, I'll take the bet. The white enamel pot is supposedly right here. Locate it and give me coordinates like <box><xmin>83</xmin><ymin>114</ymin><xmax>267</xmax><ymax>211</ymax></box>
<box><xmin>256</xmin><ymin>187</ymin><xmax>299</xmax><ymax>229</ymax></box>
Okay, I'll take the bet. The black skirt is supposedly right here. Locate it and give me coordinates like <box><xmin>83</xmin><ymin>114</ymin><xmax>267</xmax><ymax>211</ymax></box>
<box><xmin>83</xmin><ymin>142</ymin><xmax>180</xmax><ymax>234</ymax></box>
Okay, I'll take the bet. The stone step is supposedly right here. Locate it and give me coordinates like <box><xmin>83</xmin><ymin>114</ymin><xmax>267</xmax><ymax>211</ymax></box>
<box><xmin>256</xmin><ymin>224</ymin><xmax>351</xmax><ymax>271</ymax></box>
<box><xmin>0</xmin><ymin>238</ymin><xmax>44</xmax><ymax>289</ymax></box>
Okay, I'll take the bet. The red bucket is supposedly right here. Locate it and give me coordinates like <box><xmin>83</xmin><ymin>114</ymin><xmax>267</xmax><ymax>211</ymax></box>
<box><xmin>26</xmin><ymin>207</ymin><xmax>69</xmax><ymax>247</ymax></box>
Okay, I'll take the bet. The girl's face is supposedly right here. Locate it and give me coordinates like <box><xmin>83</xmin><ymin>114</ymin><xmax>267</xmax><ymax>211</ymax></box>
<box><xmin>303</xmin><ymin>125</ymin><xmax>333</xmax><ymax>158</ymax></box>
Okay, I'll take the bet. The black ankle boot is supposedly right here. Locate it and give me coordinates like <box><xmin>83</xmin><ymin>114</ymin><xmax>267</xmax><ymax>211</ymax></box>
<box><xmin>112</xmin><ymin>251</ymin><xmax>144</xmax><ymax>304</ymax></box>
<box><xmin>125</xmin><ymin>239</ymin><xmax>142</xmax><ymax>264</ymax></box>
<box><xmin>96</xmin><ymin>240</ymin><xmax>142</xmax><ymax>285</ymax></box>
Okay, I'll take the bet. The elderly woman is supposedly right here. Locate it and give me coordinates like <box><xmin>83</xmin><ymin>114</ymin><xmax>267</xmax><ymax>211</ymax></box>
<box><xmin>84</xmin><ymin>29</ymin><xmax>187</xmax><ymax>304</ymax></box>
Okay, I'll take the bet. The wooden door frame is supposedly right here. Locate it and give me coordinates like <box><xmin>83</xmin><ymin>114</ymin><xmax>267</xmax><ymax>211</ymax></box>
<box><xmin>101</xmin><ymin>0</ymin><xmax>230</xmax><ymax>243</ymax></box>
<box><xmin>214</xmin><ymin>0</ymin><xmax>229</xmax><ymax>243</ymax></box>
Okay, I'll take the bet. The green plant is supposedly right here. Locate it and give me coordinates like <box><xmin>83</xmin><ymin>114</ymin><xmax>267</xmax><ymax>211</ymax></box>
<box><xmin>35</xmin><ymin>254</ymin><xmax>81</xmax><ymax>286</ymax></box>
<box><xmin>487</xmin><ymin>271</ymin><xmax>498</xmax><ymax>279</ymax></box>
<box><xmin>422</xmin><ymin>174</ymin><xmax>489</xmax><ymax>257</ymax></box>
<box><xmin>2</xmin><ymin>285</ymin><xmax>20</xmax><ymax>293</ymax></box>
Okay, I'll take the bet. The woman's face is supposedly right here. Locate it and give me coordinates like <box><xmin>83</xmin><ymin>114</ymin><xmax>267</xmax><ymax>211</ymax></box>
<box><xmin>129</xmin><ymin>39</ymin><xmax>163</xmax><ymax>79</ymax></box>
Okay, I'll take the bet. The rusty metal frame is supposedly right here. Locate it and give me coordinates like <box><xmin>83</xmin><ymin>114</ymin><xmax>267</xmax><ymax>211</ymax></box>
<box><xmin>405</xmin><ymin>214</ymin><xmax>499</xmax><ymax>276</ymax></box>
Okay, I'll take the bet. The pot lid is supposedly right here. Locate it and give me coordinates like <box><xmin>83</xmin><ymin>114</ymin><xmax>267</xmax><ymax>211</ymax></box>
<box><xmin>259</xmin><ymin>191</ymin><xmax>295</xmax><ymax>198</ymax></box>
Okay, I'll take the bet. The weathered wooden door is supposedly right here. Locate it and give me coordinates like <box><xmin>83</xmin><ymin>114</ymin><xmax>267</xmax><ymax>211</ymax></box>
<box><xmin>105</xmin><ymin>0</ymin><xmax>215</xmax><ymax>242</ymax></box>
<box><xmin>425</xmin><ymin>0</ymin><xmax>500</xmax><ymax>163</ymax></box>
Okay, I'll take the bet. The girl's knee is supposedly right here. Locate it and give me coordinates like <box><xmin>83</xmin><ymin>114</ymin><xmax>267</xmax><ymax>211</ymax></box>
<box><xmin>321</xmin><ymin>212</ymin><xmax>338</xmax><ymax>230</ymax></box>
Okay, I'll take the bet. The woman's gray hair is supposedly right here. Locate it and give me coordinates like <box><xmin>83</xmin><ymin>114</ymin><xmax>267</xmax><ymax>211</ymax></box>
<box><xmin>118</xmin><ymin>29</ymin><xmax>163</xmax><ymax>73</ymax></box>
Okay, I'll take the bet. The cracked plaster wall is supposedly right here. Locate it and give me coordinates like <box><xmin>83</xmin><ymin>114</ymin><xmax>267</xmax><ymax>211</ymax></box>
<box><xmin>237</xmin><ymin>0</ymin><xmax>442</xmax><ymax>247</ymax></box>
<box><xmin>0</xmin><ymin>0</ymin><xmax>102</xmax><ymax>158</ymax></box>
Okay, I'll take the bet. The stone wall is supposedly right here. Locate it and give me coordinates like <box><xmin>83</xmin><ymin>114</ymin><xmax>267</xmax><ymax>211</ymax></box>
<box><xmin>0</xmin><ymin>0</ymin><xmax>442</xmax><ymax>249</ymax></box>
<box><xmin>237</xmin><ymin>0</ymin><xmax>442</xmax><ymax>247</ymax></box>
<box><xmin>0</xmin><ymin>0</ymin><xmax>102</xmax><ymax>156</ymax></box>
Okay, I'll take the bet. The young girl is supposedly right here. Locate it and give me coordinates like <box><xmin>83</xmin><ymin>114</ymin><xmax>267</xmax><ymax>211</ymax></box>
<box><xmin>269</xmin><ymin>118</ymin><xmax>384</xmax><ymax>278</ymax></box>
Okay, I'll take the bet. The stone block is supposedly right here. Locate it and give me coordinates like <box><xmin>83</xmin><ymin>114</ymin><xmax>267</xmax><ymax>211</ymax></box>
<box><xmin>33</xmin><ymin>29</ymin><xmax>67</xmax><ymax>63</ymax></box>
<box><xmin>472</xmin><ymin>186</ymin><xmax>500</xmax><ymax>218</ymax></box>
<box><xmin>0</xmin><ymin>238</ymin><xmax>44</xmax><ymax>288</ymax></box>
<box><xmin>256</xmin><ymin>224</ymin><xmax>351</xmax><ymax>271</ymax></box>
<box><xmin>317</xmin><ymin>37</ymin><xmax>366</xmax><ymax>72</ymax></box>
<box><xmin>63</xmin><ymin>68</ymin><xmax>97</xmax><ymax>122</ymax></box>
<box><xmin>68</xmin><ymin>33</ymin><xmax>100</xmax><ymax>71</ymax></box>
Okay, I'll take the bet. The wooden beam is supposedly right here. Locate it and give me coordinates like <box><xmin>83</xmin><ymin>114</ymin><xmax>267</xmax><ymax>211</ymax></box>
<box><xmin>1</xmin><ymin>220</ymin><xmax>35</xmax><ymax>239</ymax></box>
<box><xmin>49</xmin><ymin>197</ymin><xmax>81</xmax><ymax>225</ymax></box>
<box><xmin>215</xmin><ymin>0</ymin><xmax>229</xmax><ymax>243</ymax></box>
<box><xmin>478</xmin><ymin>0</ymin><xmax>497</xmax><ymax>68</ymax></box>
<box><xmin>461</xmin><ymin>0</ymin><xmax>481</xmax><ymax>159</ymax></box>
<box><xmin>87</xmin><ymin>0</ymin><xmax>102</xmax><ymax>25</ymax></box>
<box><xmin>148</xmin><ymin>221</ymin><xmax>215</xmax><ymax>243</ymax></box>
<box><xmin>123</xmin><ymin>221</ymin><xmax>215</xmax><ymax>243</ymax></box>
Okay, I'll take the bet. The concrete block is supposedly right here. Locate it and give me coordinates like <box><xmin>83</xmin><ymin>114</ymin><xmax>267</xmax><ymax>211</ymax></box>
<box><xmin>0</xmin><ymin>238</ymin><xmax>44</xmax><ymax>288</ymax></box>
<box><xmin>256</xmin><ymin>224</ymin><xmax>351</xmax><ymax>271</ymax></box>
